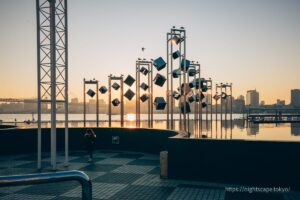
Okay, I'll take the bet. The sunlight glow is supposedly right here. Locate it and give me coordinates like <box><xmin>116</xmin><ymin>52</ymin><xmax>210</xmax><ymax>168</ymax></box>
<box><xmin>126</xmin><ymin>113</ymin><xmax>136</xmax><ymax>122</ymax></box>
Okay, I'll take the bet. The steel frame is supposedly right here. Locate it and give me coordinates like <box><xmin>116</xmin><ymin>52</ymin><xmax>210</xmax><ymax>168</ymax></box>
<box><xmin>36</xmin><ymin>0</ymin><xmax>68</xmax><ymax>170</ymax></box>
<box><xmin>108</xmin><ymin>75</ymin><xmax>124</xmax><ymax>127</ymax></box>
<box><xmin>135</xmin><ymin>59</ymin><xmax>153</xmax><ymax>128</ymax></box>
<box><xmin>167</xmin><ymin>27</ymin><xmax>187</xmax><ymax>131</ymax></box>
<box><xmin>83</xmin><ymin>79</ymin><xmax>99</xmax><ymax>127</ymax></box>
<box><xmin>190</xmin><ymin>62</ymin><xmax>201</xmax><ymax>137</ymax></box>
<box><xmin>204</xmin><ymin>78</ymin><xmax>213</xmax><ymax>137</ymax></box>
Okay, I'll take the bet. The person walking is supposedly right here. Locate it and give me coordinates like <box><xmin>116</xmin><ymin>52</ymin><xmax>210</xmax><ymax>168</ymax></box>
<box><xmin>84</xmin><ymin>129</ymin><xmax>96</xmax><ymax>162</ymax></box>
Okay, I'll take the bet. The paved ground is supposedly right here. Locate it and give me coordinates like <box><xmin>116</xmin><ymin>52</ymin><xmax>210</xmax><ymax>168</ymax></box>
<box><xmin>0</xmin><ymin>150</ymin><xmax>299</xmax><ymax>200</ymax></box>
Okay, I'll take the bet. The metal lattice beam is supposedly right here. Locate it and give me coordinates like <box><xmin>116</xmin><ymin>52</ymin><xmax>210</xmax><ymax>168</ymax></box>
<box><xmin>36</xmin><ymin>0</ymin><xmax>68</xmax><ymax>170</ymax></box>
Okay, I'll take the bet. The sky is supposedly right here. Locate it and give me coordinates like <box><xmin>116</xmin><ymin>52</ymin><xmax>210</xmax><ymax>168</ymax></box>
<box><xmin>0</xmin><ymin>0</ymin><xmax>299</xmax><ymax>104</ymax></box>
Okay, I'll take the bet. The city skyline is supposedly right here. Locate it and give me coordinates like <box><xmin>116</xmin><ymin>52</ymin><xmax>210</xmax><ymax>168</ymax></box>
<box><xmin>1</xmin><ymin>0</ymin><xmax>300</xmax><ymax>104</ymax></box>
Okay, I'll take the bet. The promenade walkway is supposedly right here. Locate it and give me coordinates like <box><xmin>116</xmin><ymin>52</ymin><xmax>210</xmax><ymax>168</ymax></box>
<box><xmin>0</xmin><ymin>150</ymin><xmax>298</xmax><ymax>200</ymax></box>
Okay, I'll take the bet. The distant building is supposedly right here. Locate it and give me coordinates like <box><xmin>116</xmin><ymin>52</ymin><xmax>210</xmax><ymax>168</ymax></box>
<box><xmin>237</xmin><ymin>95</ymin><xmax>245</xmax><ymax>101</ymax></box>
<box><xmin>23</xmin><ymin>99</ymin><xmax>36</xmax><ymax>113</ymax></box>
<box><xmin>71</xmin><ymin>98</ymin><xmax>79</xmax><ymax>104</ymax></box>
<box><xmin>246</xmin><ymin>90</ymin><xmax>259</xmax><ymax>106</ymax></box>
<box><xmin>233</xmin><ymin>96</ymin><xmax>245</xmax><ymax>113</ymax></box>
<box><xmin>276</xmin><ymin>99</ymin><xmax>285</xmax><ymax>106</ymax></box>
<box><xmin>291</xmin><ymin>89</ymin><xmax>300</xmax><ymax>107</ymax></box>
<box><xmin>260</xmin><ymin>101</ymin><xmax>265</xmax><ymax>106</ymax></box>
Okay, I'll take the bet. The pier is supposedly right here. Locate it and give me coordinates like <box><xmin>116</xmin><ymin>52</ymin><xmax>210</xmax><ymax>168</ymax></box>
<box><xmin>247</xmin><ymin>108</ymin><xmax>300</xmax><ymax>123</ymax></box>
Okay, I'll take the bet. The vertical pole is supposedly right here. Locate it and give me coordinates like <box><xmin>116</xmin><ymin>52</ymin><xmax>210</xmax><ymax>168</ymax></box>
<box><xmin>170</xmin><ymin>34</ymin><xmax>174</xmax><ymax>130</ymax></box>
<box><xmin>138</xmin><ymin>64</ymin><xmax>140</xmax><ymax>127</ymax></box>
<box><xmin>230</xmin><ymin>83</ymin><xmax>233</xmax><ymax>123</ymax></box>
<box><xmin>215</xmin><ymin>85</ymin><xmax>218</xmax><ymax>122</ymax></box>
<box><xmin>166</xmin><ymin>38</ymin><xmax>170</xmax><ymax>130</ymax></box>
<box><xmin>36</xmin><ymin>0</ymin><xmax>42</xmax><ymax>170</ymax></box>
<box><xmin>179</xmin><ymin>38</ymin><xmax>182</xmax><ymax>131</ymax></box>
<box><xmin>210</xmin><ymin>80</ymin><xmax>213</xmax><ymax>137</ymax></box>
<box><xmin>206</xmin><ymin>82</ymin><xmax>208</xmax><ymax>134</ymax></box>
<box><xmin>230</xmin><ymin>83</ymin><xmax>233</xmax><ymax>139</ymax></box>
<box><xmin>96</xmin><ymin>81</ymin><xmax>99</xmax><ymax>127</ymax></box>
<box><xmin>135</xmin><ymin>62</ymin><xmax>138</xmax><ymax>127</ymax></box>
<box><xmin>215</xmin><ymin>84</ymin><xmax>218</xmax><ymax>139</ymax></box>
<box><xmin>150</xmin><ymin>63</ymin><xmax>153</xmax><ymax>128</ymax></box>
<box><xmin>50</xmin><ymin>0</ymin><xmax>57</xmax><ymax>170</ymax></box>
<box><xmin>197</xmin><ymin>64</ymin><xmax>201</xmax><ymax>137</ymax></box>
<box><xmin>121</xmin><ymin>76</ymin><xmax>124</xmax><ymax>127</ymax></box>
<box><xmin>183</xmin><ymin>30</ymin><xmax>187</xmax><ymax>132</ymax></box>
<box><xmin>187</xmin><ymin>64</ymin><xmax>190</xmax><ymax>133</ymax></box>
<box><xmin>221</xmin><ymin>84</ymin><xmax>223</xmax><ymax>130</ymax></box>
<box><xmin>193</xmin><ymin>65</ymin><xmax>197</xmax><ymax>135</ymax></box>
<box><xmin>108</xmin><ymin>76</ymin><xmax>111</xmax><ymax>127</ymax></box>
<box><xmin>64</xmin><ymin>0</ymin><xmax>69</xmax><ymax>166</ymax></box>
<box><xmin>147</xmin><ymin>64</ymin><xmax>151</xmax><ymax>128</ymax></box>
<box><xmin>83</xmin><ymin>79</ymin><xmax>86</xmax><ymax>127</ymax></box>
<box><xmin>199</xmin><ymin>65</ymin><xmax>202</xmax><ymax>136</ymax></box>
<box><xmin>225</xmin><ymin>86</ymin><xmax>228</xmax><ymax>131</ymax></box>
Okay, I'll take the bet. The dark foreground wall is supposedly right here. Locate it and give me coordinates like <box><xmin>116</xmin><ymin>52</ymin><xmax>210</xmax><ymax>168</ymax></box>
<box><xmin>167</xmin><ymin>137</ymin><xmax>300</xmax><ymax>190</ymax></box>
<box><xmin>1</xmin><ymin>127</ymin><xmax>300</xmax><ymax>189</ymax></box>
<box><xmin>0</xmin><ymin>127</ymin><xmax>177</xmax><ymax>155</ymax></box>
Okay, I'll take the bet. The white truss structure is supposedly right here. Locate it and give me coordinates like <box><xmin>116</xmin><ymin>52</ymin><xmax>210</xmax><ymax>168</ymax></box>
<box><xmin>36</xmin><ymin>0</ymin><xmax>68</xmax><ymax>170</ymax></box>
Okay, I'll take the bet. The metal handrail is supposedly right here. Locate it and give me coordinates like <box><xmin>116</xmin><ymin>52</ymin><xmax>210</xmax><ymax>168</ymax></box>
<box><xmin>0</xmin><ymin>170</ymin><xmax>92</xmax><ymax>200</ymax></box>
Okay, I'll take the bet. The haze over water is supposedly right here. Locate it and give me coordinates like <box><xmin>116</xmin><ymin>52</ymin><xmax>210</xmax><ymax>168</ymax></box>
<box><xmin>1</xmin><ymin>113</ymin><xmax>300</xmax><ymax>141</ymax></box>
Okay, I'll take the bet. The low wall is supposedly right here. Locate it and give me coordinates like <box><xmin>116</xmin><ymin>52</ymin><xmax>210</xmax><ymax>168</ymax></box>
<box><xmin>1</xmin><ymin>127</ymin><xmax>300</xmax><ymax>189</ymax></box>
<box><xmin>167</xmin><ymin>137</ymin><xmax>300</xmax><ymax>189</ymax></box>
<box><xmin>0</xmin><ymin>127</ymin><xmax>177</xmax><ymax>155</ymax></box>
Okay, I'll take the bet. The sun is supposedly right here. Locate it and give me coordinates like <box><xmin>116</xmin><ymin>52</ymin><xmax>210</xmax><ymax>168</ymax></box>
<box><xmin>126</xmin><ymin>113</ymin><xmax>136</xmax><ymax>121</ymax></box>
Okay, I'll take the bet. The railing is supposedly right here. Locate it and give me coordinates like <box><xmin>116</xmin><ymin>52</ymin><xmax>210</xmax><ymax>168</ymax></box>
<box><xmin>0</xmin><ymin>170</ymin><xmax>92</xmax><ymax>200</ymax></box>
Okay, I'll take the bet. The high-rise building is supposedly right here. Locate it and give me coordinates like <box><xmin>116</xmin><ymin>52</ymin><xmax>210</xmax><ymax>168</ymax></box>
<box><xmin>246</xmin><ymin>90</ymin><xmax>259</xmax><ymax>106</ymax></box>
<box><xmin>291</xmin><ymin>89</ymin><xmax>300</xmax><ymax>107</ymax></box>
<box><xmin>233</xmin><ymin>96</ymin><xmax>245</xmax><ymax>113</ymax></box>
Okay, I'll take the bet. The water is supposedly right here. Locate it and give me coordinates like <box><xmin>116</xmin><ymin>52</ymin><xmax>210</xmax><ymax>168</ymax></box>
<box><xmin>1</xmin><ymin>114</ymin><xmax>300</xmax><ymax>141</ymax></box>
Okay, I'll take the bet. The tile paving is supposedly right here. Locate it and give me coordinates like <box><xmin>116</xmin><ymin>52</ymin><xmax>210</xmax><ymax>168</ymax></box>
<box><xmin>0</xmin><ymin>150</ymin><xmax>299</xmax><ymax>200</ymax></box>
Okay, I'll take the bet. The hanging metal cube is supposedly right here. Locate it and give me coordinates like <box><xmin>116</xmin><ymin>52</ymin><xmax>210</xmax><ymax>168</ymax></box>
<box><xmin>221</xmin><ymin>92</ymin><xmax>228</xmax><ymax>99</ymax></box>
<box><xmin>99</xmin><ymin>86</ymin><xmax>108</xmax><ymax>94</ymax></box>
<box><xmin>112</xmin><ymin>82</ymin><xmax>120</xmax><ymax>90</ymax></box>
<box><xmin>140</xmin><ymin>66</ymin><xmax>149</xmax><ymax>76</ymax></box>
<box><xmin>124</xmin><ymin>75</ymin><xmax>135</xmax><ymax>86</ymax></box>
<box><xmin>172</xmin><ymin>91</ymin><xmax>181</xmax><ymax>100</ymax></box>
<box><xmin>188</xmin><ymin>94</ymin><xmax>197</xmax><ymax>103</ymax></box>
<box><xmin>140</xmin><ymin>82</ymin><xmax>149</xmax><ymax>91</ymax></box>
<box><xmin>172</xmin><ymin>50</ymin><xmax>181</xmax><ymax>59</ymax></box>
<box><xmin>180</xmin><ymin>59</ymin><xmax>191</xmax><ymax>71</ymax></box>
<box><xmin>112</xmin><ymin>98</ymin><xmax>121</xmax><ymax>106</ymax></box>
<box><xmin>154</xmin><ymin>97</ymin><xmax>167</xmax><ymax>110</ymax></box>
<box><xmin>172</xmin><ymin>69</ymin><xmax>181</xmax><ymax>78</ymax></box>
<box><xmin>213</xmin><ymin>94</ymin><xmax>220</xmax><ymax>101</ymax></box>
<box><xmin>200</xmin><ymin>92</ymin><xmax>205</xmax><ymax>101</ymax></box>
<box><xmin>140</xmin><ymin>94</ymin><xmax>149</xmax><ymax>102</ymax></box>
<box><xmin>87</xmin><ymin>89</ymin><xmax>95</xmax><ymax>97</ymax></box>
<box><xmin>124</xmin><ymin>89</ymin><xmax>135</xmax><ymax>100</ymax></box>
<box><xmin>200</xmin><ymin>79</ymin><xmax>207</xmax><ymax>88</ymax></box>
<box><xmin>180</xmin><ymin>101</ymin><xmax>191</xmax><ymax>114</ymax></box>
<box><xmin>153</xmin><ymin>73</ymin><xmax>166</xmax><ymax>87</ymax></box>
<box><xmin>189</xmin><ymin>80</ymin><xmax>199</xmax><ymax>89</ymax></box>
<box><xmin>188</xmin><ymin>67</ymin><xmax>196</xmax><ymax>76</ymax></box>
<box><xmin>153</xmin><ymin>57</ymin><xmax>166</xmax><ymax>71</ymax></box>
<box><xmin>202</xmin><ymin>85</ymin><xmax>208</xmax><ymax>92</ymax></box>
